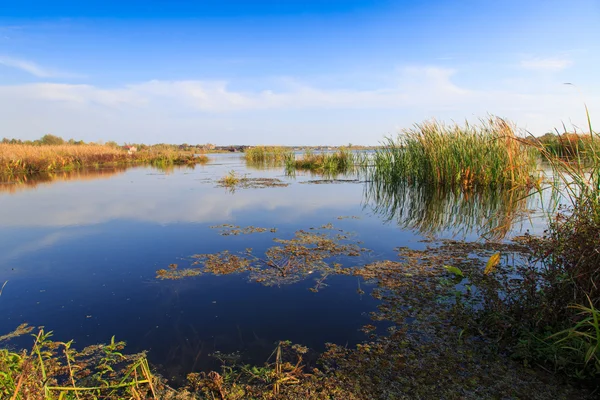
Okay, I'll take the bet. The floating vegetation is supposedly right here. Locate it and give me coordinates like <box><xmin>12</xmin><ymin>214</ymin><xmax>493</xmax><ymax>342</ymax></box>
<box><xmin>3</xmin><ymin>235</ymin><xmax>593</xmax><ymax>399</ymax></box>
<box><xmin>153</xmin><ymin>234</ymin><xmax>593</xmax><ymax>398</ymax></box>
<box><xmin>217</xmin><ymin>171</ymin><xmax>290</xmax><ymax>191</ymax></box>
<box><xmin>336</xmin><ymin>215</ymin><xmax>361</xmax><ymax>220</ymax></box>
<box><xmin>369</xmin><ymin>117</ymin><xmax>538</xmax><ymax>191</ymax></box>
<box><xmin>210</xmin><ymin>224</ymin><xmax>278</xmax><ymax>236</ymax></box>
<box><xmin>0</xmin><ymin>323</ymin><xmax>33</xmax><ymax>342</ymax></box>
<box><xmin>299</xmin><ymin>178</ymin><xmax>362</xmax><ymax>184</ymax></box>
<box><xmin>157</xmin><ymin>226</ymin><xmax>369</xmax><ymax>289</ymax></box>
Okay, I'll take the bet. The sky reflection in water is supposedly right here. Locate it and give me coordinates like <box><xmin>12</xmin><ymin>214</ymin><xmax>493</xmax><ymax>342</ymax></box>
<box><xmin>0</xmin><ymin>154</ymin><xmax>543</xmax><ymax>381</ymax></box>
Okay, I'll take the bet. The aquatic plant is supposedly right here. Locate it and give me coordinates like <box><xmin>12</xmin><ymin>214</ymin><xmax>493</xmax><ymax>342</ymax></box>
<box><xmin>244</xmin><ymin>146</ymin><xmax>294</xmax><ymax>164</ymax></box>
<box><xmin>210</xmin><ymin>224</ymin><xmax>278</xmax><ymax>236</ymax></box>
<box><xmin>157</xmin><ymin>226</ymin><xmax>368</xmax><ymax>289</ymax></box>
<box><xmin>370</xmin><ymin>117</ymin><xmax>538</xmax><ymax>190</ymax></box>
<box><xmin>216</xmin><ymin>171</ymin><xmax>289</xmax><ymax>191</ymax></box>
<box><xmin>286</xmin><ymin>148</ymin><xmax>359</xmax><ymax>176</ymax></box>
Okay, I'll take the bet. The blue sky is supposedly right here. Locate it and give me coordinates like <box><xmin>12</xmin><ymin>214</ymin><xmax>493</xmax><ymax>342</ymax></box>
<box><xmin>1</xmin><ymin>0</ymin><xmax>599</xmax><ymax>145</ymax></box>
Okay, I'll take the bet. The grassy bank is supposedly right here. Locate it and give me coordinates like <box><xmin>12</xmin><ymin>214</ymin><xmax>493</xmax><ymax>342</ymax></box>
<box><xmin>371</xmin><ymin>117</ymin><xmax>538</xmax><ymax>190</ymax></box>
<box><xmin>0</xmin><ymin>144</ymin><xmax>208</xmax><ymax>178</ymax></box>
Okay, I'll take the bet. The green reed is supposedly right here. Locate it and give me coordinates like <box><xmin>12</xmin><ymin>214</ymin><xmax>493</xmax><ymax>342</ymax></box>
<box><xmin>244</xmin><ymin>146</ymin><xmax>294</xmax><ymax>164</ymax></box>
<box><xmin>286</xmin><ymin>148</ymin><xmax>358</xmax><ymax>175</ymax></box>
<box><xmin>370</xmin><ymin>117</ymin><xmax>538</xmax><ymax>190</ymax></box>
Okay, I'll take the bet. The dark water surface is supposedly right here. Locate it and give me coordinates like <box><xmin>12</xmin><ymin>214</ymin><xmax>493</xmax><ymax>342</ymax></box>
<box><xmin>0</xmin><ymin>154</ymin><xmax>543</xmax><ymax>381</ymax></box>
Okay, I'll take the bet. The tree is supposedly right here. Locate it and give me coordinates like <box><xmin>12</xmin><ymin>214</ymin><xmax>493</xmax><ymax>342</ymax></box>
<box><xmin>40</xmin><ymin>134</ymin><xmax>65</xmax><ymax>145</ymax></box>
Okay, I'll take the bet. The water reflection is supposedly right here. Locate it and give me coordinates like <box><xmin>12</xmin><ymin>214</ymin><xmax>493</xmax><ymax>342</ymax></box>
<box><xmin>0</xmin><ymin>167</ymin><xmax>129</xmax><ymax>194</ymax></box>
<box><xmin>364</xmin><ymin>180</ymin><xmax>532</xmax><ymax>240</ymax></box>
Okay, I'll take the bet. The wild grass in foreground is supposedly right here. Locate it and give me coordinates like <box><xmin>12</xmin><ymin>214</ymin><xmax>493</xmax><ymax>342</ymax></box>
<box><xmin>1</xmin><ymin>326</ymin><xmax>158</xmax><ymax>399</ymax></box>
<box><xmin>370</xmin><ymin>117</ymin><xmax>538</xmax><ymax>190</ymax></box>
<box><xmin>0</xmin><ymin>144</ymin><xmax>208</xmax><ymax>179</ymax></box>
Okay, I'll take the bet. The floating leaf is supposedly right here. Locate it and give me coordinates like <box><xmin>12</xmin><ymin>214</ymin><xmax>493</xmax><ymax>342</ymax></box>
<box><xmin>443</xmin><ymin>265</ymin><xmax>464</xmax><ymax>278</ymax></box>
<box><xmin>484</xmin><ymin>253</ymin><xmax>501</xmax><ymax>275</ymax></box>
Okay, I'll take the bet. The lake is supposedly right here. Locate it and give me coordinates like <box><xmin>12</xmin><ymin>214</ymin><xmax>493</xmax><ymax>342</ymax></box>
<box><xmin>0</xmin><ymin>153</ymin><xmax>544</xmax><ymax>384</ymax></box>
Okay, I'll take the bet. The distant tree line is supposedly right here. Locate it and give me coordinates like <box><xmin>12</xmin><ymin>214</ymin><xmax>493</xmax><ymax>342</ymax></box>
<box><xmin>2</xmin><ymin>134</ymin><xmax>86</xmax><ymax>146</ymax></box>
<box><xmin>1</xmin><ymin>135</ymin><xmax>219</xmax><ymax>151</ymax></box>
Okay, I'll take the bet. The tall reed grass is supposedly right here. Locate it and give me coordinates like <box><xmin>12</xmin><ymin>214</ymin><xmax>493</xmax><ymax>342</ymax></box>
<box><xmin>0</xmin><ymin>144</ymin><xmax>208</xmax><ymax>177</ymax></box>
<box><xmin>286</xmin><ymin>148</ymin><xmax>358</xmax><ymax>175</ymax></box>
<box><xmin>244</xmin><ymin>146</ymin><xmax>294</xmax><ymax>164</ymax></box>
<box><xmin>371</xmin><ymin>117</ymin><xmax>538</xmax><ymax>190</ymax></box>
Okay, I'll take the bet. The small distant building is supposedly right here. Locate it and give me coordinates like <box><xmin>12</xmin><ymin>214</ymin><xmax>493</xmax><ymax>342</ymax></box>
<box><xmin>123</xmin><ymin>145</ymin><xmax>137</xmax><ymax>155</ymax></box>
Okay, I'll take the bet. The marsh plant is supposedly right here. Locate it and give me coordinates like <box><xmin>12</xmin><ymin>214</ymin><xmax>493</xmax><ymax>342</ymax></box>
<box><xmin>370</xmin><ymin>117</ymin><xmax>538</xmax><ymax>190</ymax></box>
<box><xmin>244</xmin><ymin>146</ymin><xmax>294</xmax><ymax>165</ymax></box>
<box><xmin>0</xmin><ymin>143</ymin><xmax>208</xmax><ymax>178</ymax></box>
<box><xmin>285</xmin><ymin>148</ymin><xmax>361</xmax><ymax>176</ymax></box>
<box><xmin>157</xmin><ymin>225</ymin><xmax>368</xmax><ymax>289</ymax></box>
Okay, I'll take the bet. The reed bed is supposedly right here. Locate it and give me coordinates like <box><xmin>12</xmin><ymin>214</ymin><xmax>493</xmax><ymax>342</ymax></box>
<box><xmin>286</xmin><ymin>148</ymin><xmax>357</xmax><ymax>175</ymax></box>
<box><xmin>371</xmin><ymin>117</ymin><xmax>538</xmax><ymax>190</ymax></box>
<box><xmin>244</xmin><ymin>146</ymin><xmax>294</xmax><ymax>164</ymax></box>
<box><xmin>0</xmin><ymin>144</ymin><xmax>208</xmax><ymax>177</ymax></box>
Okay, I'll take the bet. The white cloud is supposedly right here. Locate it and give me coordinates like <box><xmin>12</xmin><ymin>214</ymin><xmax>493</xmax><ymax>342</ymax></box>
<box><xmin>0</xmin><ymin>66</ymin><xmax>469</xmax><ymax>112</ymax></box>
<box><xmin>0</xmin><ymin>55</ymin><xmax>84</xmax><ymax>78</ymax></box>
<box><xmin>520</xmin><ymin>57</ymin><xmax>573</xmax><ymax>71</ymax></box>
<box><xmin>0</xmin><ymin>65</ymin><xmax>597</xmax><ymax>144</ymax></box>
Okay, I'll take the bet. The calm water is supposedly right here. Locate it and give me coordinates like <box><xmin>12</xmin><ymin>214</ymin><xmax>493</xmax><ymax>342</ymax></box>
<box><xmin>0</xmin><ymin>154</ymin><xmax>544</xmax><ymax>381</ymax></box>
